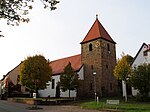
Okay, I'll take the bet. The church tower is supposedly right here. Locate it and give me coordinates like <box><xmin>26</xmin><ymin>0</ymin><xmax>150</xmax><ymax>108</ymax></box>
<box><xmin>79</xmin><ymin>16</ymin><xmax>118</xmax><ymax>98</ymax></box>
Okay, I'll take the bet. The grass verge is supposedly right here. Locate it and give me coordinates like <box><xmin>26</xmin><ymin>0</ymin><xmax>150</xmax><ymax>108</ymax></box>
<box><xmin>80</xmin><ymin>98</ymin><xmax>150</xmax><ymax>112</ymax></box>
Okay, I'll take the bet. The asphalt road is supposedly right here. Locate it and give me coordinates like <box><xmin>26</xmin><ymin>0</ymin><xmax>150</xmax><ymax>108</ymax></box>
<box><xmin>0</xmin><ymin>100</ymin><xmax>102</xmax><ymax>112</ymax></box>
<box><xmin>0</xmin><ymin>100</ymin><xmax>29</xmax><ymax>112</ymax></box>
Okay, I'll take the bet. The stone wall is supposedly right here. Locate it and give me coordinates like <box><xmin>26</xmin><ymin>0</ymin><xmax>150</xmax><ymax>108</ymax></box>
<box><xmin>79</xmin><ymin>39</ymin><xmax>118</xmax><ymax>98</ymax></box>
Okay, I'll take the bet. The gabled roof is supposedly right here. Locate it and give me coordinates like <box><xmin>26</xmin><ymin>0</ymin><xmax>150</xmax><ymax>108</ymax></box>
<box><xmin>81</xmin><ymin>18</ymin><xmax>116</xmax><ymax>44</ymax></box>
<box><xmin>1</xmin><ymin>62</ymin><xmax>23</xmax><ymax>81</ymax></box>
<box><xmin>49</xmin><ymin>54</ymin><xmax>82</xmax><ymax>75</ymax></box>
<box><xmin>132</xmin><ymin>43</ymin><xmax>147</xmax><ymax>65</ymax></box>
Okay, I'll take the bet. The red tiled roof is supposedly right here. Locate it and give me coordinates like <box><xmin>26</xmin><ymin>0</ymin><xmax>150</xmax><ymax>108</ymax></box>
<box><xmin>81</xmin><ymin>18</ymin><xmax>116</xmax><ymax>44</ymax></box>
<box><xmin>49</xmin><ymin>54</ymin><xmax>82</xmax><ymax>75</ymax></box>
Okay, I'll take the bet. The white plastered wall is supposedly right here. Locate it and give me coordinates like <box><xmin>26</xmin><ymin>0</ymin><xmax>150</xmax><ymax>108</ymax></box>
<box><xmin>38</xmin><ymin>66</ymin><xmax>84</xmax><ymax>97</ymax></box>
<box><xmin>131</xmin><ymin>44</ymin><xmax>150</xmax><ymax>96</ymax></box>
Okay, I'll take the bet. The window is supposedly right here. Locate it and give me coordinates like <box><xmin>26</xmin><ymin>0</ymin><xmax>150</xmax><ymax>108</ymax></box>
<box><xmin>25</xmin><ymin>87</ymin><xmax>29</xmax><ymax>92</ymax></box>
<box><xmin>110</xmin><ymin>83</ymin><xmax>113</xmax><ymax>91</ymax></box>
<box><xmin>143</xmin><ymin>51</ymin><xmax>148</xmax><ymax>56</ymax></box>
<box><xmin>91</xmin><ymin>65</ymin><xmax>94</xmax><ymax>69</ymax></box>
<box><xmin>90</xmin><ymin>83</ymin><xmax>93</xmax><ymax>90</ymax></box>
<box><xmin>89</xmin><ymin>44</ymin><xmax>93</xmax><ymax>51</ymax></box>
<box><xmin>106</xmin><ymin>64</ymin><xmax>108</xmax><ymax>69</ymax></box>
<box><xmin>52</xmin><ymin>79</ymin><xmax>55</xmax><ymax>89</ymax></box>
<box><xmin>101</xmin><ymin>86</ymin><xmax>105</xmax><ymax>96</ymax></box>
<box><xmin>17</xmin><ymin>75</ymin><xmax>20</xmax><ymax>84</ymax></box>
<box><xmin>107</xmin><ymin>43</ymin><xmax>110</xmax><ymax>51</ymax></box>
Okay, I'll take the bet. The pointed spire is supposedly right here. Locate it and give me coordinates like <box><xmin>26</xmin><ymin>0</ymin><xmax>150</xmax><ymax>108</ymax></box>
<box><xmin>81</xmin><ymin>16</ymin><xmax>116</xmax><ymax>44</ymax></box>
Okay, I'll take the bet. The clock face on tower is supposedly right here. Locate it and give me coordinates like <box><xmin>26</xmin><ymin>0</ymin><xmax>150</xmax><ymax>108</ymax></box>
<box><xmin>95</xmin><ymin>41</ymin><xmax>100</xmax><ymax>47</ymax></box>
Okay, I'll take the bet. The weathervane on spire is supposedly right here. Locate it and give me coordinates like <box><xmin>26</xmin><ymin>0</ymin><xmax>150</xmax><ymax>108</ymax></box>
<box><xmin>96</xmin><ymin>14</ymin><xmax>98</xmax><ymax>19</ymax></box>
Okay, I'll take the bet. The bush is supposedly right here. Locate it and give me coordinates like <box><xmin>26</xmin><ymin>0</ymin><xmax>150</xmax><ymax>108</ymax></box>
<box><xmin>136</xmin><ymin>93</ymin><xmax>150</xmax><ymax>102</ymax></box>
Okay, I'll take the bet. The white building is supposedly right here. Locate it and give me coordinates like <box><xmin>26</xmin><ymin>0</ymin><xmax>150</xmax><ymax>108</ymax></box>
<box><xmin>121</xmin><ymin>43</ymin><xmax>150</xmax><ymax>97</ymax></box>
<box><xmin>38</xmin><ymin>54</ymin><xmax>84</xmax><ymax>98</ymax></box>
<box><xmin>131</xmin><ymin>43</ymin><xmax>150</xmax><ymax>96</ymax></box>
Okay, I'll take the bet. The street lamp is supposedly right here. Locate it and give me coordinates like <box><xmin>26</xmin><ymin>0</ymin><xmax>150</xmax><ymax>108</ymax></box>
<box><xmin>93</xmin><ymin>71</ymin><xmax>96</xmax><ymax>102</ymax></box>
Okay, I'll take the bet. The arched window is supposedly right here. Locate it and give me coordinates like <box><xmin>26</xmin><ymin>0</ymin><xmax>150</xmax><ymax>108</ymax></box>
<box><xmin>106</xmin><ymin>64</ymin><xmax>108</xmax><ymax>69</ymax></box>
<box><xmin>52</xmin><ymin>79</ymin><xmax>55</xmax><ymax>89</ymax></box>
<box><xmin>110</xmin><ymin>83</ymin><xmax>113</xmax><ymax>91</ymax></box>
<box><xmin>89</xmin><ymin>44</ymin><xmax>93</xmax><ymax>51</ymax></box>
<box><xmin>90</xmin><ymin>83</ymin><xmax>93</xmax><ymax>90</ymax></box>
<box><xmin>107</xmin><ymin>43</ymin><xmax>110</xmax><ymax>51</ymax></box>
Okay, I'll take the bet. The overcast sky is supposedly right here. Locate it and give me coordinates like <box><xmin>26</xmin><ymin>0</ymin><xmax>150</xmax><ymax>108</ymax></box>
<box><xmin>0</xmin><ymin>0</ymin><xmax>150</xmax><ymax>79</ymax></box>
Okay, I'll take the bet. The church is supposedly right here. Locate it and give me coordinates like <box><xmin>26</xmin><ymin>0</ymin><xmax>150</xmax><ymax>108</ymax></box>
<box><xmin>38</xmin><ymin>16</ymin><xmax>118</xmax><ymax>98</ymax></box>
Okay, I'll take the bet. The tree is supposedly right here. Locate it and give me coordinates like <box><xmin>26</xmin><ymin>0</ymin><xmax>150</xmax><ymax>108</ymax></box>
<box><xmin>129</xmin><ymin>63</ymin><xmax>150</xmax><ymax>101</ymax></box>
<box><xmin>60</xmin><ymin>62</ymin><xmax>79</xmax><ymax>98</ymax></box>
<box><xmin>20</xmin><ymin>54</ymin><xmax>52</xmax><ymax>96</ymax></box>
<box><xmin>0</xmin><ymin>0</ymin><xmax>59</xmax><ymax>26</ymax></box>
<box><xmin>114</xmin><ymin>54</ymin><xmax>133</xmax><ymax>102</ymax></box>
<box><xmin>0</xmin><ymin>30</ymin><xmax>4</xmax><ymax>37</ymax></box>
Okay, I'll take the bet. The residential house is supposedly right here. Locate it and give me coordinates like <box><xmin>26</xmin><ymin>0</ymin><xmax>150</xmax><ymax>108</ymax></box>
<box><xmin>0</xmin><ymin>62</ymin><xmax>29</xmax><ymax>97</ymax></box>
<box><xmin>131</xmin><ymin>43</ymin><xmax>150</xmax><ymax>96</ymax></box>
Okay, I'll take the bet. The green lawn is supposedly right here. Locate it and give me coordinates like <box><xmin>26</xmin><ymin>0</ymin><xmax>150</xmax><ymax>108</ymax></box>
<box><xmin>80</xmin><ymin>98</ymin><xmax>150</xmax><ymax>112</ymax></box>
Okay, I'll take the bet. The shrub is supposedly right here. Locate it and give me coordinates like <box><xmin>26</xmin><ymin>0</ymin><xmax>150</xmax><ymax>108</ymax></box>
<box><xmin>136</xmin><ymin>93</ymin><xmax>150</xmax><ymax>102</ymax></box>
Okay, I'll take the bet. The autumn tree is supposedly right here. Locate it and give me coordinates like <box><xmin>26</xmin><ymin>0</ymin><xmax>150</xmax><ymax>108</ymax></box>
<box><xmin>129</xmin><ymin>63</ymin><xmax>150</xmax><ymax>101</ymax></box>
<box><xmin>60</xmin><ymin>62</ymin><xmax>79</xmax><ymax>98</ymax></box>
<box><xmin>20</xmin><ymin>54</ymin><xmax>52</xmax><ymax>96</ymax></box>
<box><xmin>114</xmin><ymin>53</ymin><xmax>133</xmax><ymax>102</ymax></box>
